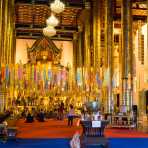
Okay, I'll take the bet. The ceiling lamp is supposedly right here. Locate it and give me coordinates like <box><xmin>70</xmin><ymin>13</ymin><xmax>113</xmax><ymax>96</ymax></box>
<box><xmin>43</xmin><ymin>25</ymin><xmax>56</xmax><ymax>37</ymax></box>
<box><xmin>46</xmin><ymin>13</ymin><xmax>59</xmax><ymax>27</ymax></box>
<box><xmin>43</xmin><ymin>0</ymin><xmax>65</xmax><ymax>37</ymax></box>
<box><xmin>50</xmin><ymin>0</ymin><xmax>65</xmax><ymax>14</ymax></box>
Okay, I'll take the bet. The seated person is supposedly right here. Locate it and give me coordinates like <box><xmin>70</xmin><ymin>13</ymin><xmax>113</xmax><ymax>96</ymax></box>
<box><xmin>37</xmin><ymin>109</ymin><xmax>45</xmax><ymax>122</ymax></box>
<box><xmin>26</xmin><ymin>112</ymin><xmax>34</xmax><ymax>123</ymax></box>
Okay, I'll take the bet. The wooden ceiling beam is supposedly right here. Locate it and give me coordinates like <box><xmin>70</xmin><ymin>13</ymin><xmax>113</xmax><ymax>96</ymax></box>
<box><xmin>16</xmin><ymin>27</ymin><xmax>77</xmax><ymax>33</ymax></box>
<box><xmin>116</xmin><ymin>7</ymin><xmax>147</xmax><ymax>16</ymax></box>
<box><xmin>113</xmin><ymin>14</ymin><xmax>147</xmax><ymax>21</ymax></box>
<box><xmin>113</xmin><ymin>7</ymin><xmax>147</xmax><ymax>21</ymax></box>
<box><xmin>15</xmin><ymin>3</ymin><xmax>83</xmax><ymax>9</ymax></box>
<box><xmin>16</xmin><ymin>35</ymin><xmax>73</xmax><ymax>41</ymax></box>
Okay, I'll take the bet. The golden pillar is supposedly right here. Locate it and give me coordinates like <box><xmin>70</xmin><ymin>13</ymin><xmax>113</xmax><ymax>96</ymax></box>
<box><xmin>84</xmin><ymin>1</ymin><xmax>91</xmax><ymax>68</ymax></box>
<box><xmin>92</xmin><ymin>0</ymin><xmax>102</xmax><ymax>102</ymax></box>
<box><xmin>73</xmin><ymin>33</ymin><xmax>78</xmax><ymax>87</ymax></box>
<box><xmin>92</xmin><ymin>0</ymin><xmax>101</xmax><ymax>71</ymax></box>
<box><xmin>147</xmin><ymin>0</ymin><xmax>148</xmax><ymax>64</ymax></box>
<box><xmin>78</xmin><ymin>28</ymin><xmax>84</xmax><ymax>90</ymax></box>
<box><xmin>73</xmin><ymin>31</ymin><xmax>84</xmax><ymax>90</ymax></box>
<box><xmin>0</xmin><ymin>0</ymin><xmax>15</xmax><ymax>64</ymax></box>
<box><xmin>77</xmin><ymin>27</ymin><xmax>83</xmax><ymax>68</ymax></box>
<box><xmin>146</xmin><ymin>0</ymin><xmax>148</xmax><ymax>83</ymax></box>
<box><xmin>0</xmin><ymin>0</ymin><xmax>15</xmax><ymax>111</ymax></box>
<box><xmin>0</xmin><ymin>0</ymin><xmax>2</xmax><ymax>60</ymax></box>
<box><xmin>82</xmin><ymin>1</ymin><xmax>91</xmax><ymax>95</ymax></box>
<box><xmin>137</xmin><ymin>20</ymin><xmax>143</xmax><ymax>64</ymax></box>
<box><xmin>104</xmin><ymin>0</ymin><xmax>113</xmax><ymax>113</ymax></box>
<box><xmin>121</xmin><ymin>0</ymin><xmax>133</xmax><ymax>111</ymax></box>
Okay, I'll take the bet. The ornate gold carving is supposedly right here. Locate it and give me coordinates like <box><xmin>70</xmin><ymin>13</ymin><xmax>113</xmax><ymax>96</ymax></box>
<box><xmin>27</xmin><ymin>37</ymin><xmax>61</xmax><ymax>64</ymax></box>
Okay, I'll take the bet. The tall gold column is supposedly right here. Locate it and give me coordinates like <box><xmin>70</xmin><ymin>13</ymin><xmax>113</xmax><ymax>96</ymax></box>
<box><xmin>121</xmin><ymin>0</ymin><xmax>133</xmax><ymax>111</ymax></box>
<box><xmin>146</xmin><ymin>0</ymin><xmax>148</xmax><ymax>84</ymax></box>
<box><xmin>73</xmin><ymin>31</ymin><xmax>83</xmax><ymax>86</ymax></box>
<box><xmin>0</xmin><ymin>0</ymin><xmax>15</xmax><ymax>64</ymax></box>
<box><xmin>92</xmin><ymin>0</ymin><xmax>101</xmax><ymax>71</ymax></box>
<box><xmin>78</xmin><ymin>27</ymin><xmax>83</xmax><ymax>68</ymax></box>
<box><xmin>78</xmin><ymin>28</ymin><xmax>84</xmax><ymax>89</ymax></box>
<box><xmin>0</xmin><ymin>0</ymin><xmax>15</xmax><ymax>111</ymax></box>
<box><xmin>84</xmin><ymin>1</ymin><xmax>91</xmax><ymax>67</ymax></box>
<box><xmin>0</xmin><ymin>0</ymin><xmax>4</xmax><ymax>63</ymax></box>
<box><xmin>73</xmin><ymin>33</ymin><xmax>78</xmax><ymax>86</ymax></box>
<box><xmin>105</xmin><ymin>0</ymin><xmax>113</xmax><ymax>113</ymax></box>
<box><xmin>137</xmin><ymin>20</ymin><xmax>142</xmax><ymax>64</ymax></box>
<box><xmin>0</xmin><ymin>0</ymin><xmax>3</xmax><ymax>60</ymax></box>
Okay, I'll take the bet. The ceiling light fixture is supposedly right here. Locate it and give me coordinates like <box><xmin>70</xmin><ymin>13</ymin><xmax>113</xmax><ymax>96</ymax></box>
<box><xmin>46</xmin><ymin>13</ymin><xmax>59</xmax><ymax>27</ymax></box>
<box><xmin>43</xmin><ymin>25</ymin><xmax>56</xmax><ymax>37</ymax></box>
<box><xmin>50</xmin><ymin>0</ymin><xmax>65</xmax><ymax>14</ymax></box>
<box><xmin>43</xmin><ymin>0</ymin><xmax>65</xmax><ymax>37</ymax></box>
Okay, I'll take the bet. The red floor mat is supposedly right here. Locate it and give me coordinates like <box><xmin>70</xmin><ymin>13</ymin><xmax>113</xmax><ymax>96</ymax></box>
<box><xmin>16</xmin><ymin>119</ymin><xmax>148</xmax><ymax>138</ymax></box>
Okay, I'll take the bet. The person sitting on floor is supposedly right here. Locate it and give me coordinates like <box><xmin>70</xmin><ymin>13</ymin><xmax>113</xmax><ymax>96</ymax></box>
<box><xmin>37</xmin><ymin>109</ymin><xmax>45</xmax><ymax>122</ymax></box>
<box><xmin>26</xmin><ymin>112</ymin><xmax>34</xmax><ymax>123</ymax></box>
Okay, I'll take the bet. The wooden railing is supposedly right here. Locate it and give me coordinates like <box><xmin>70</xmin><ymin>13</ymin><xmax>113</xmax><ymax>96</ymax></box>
<box><xmin>111</xmin><ymin>115</ymin><xmax>136</xmax><ymax>128</ymax></box>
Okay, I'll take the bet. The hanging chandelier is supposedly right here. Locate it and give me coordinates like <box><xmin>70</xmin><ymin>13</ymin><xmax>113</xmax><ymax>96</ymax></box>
<box><xmin>46</xmin><ymin>13</ymin><xmax>59</xmax><ymax>27</ymax></box>
<box><xmin>43</xmin><ymin>0</ymin><xmax>65</xmax><ymax>37</ymax></box>
<box><xmin>43</xmin><ymin>25</ymin><xmax>56</xmax><ymax>37</ymax></box>
<box><xmin>50</xmin><ymin>0</ymin><xmax>65</xmax><ymax>14</ymax></box>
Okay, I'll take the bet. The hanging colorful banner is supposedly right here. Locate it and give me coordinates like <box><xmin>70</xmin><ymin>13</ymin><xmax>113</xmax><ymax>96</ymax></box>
<box><xmin>76</xmin><ymin>68</ymin><xmax>82</xmax><ymax>86</ymax></box>
<box><xmin>103</xmin><ymin>68</ymin><xmax>110</xmax><ymax>87</ymax></box>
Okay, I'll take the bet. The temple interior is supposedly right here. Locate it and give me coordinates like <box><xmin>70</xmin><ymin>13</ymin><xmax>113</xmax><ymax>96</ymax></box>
<box><xmin>0</xmin><ymin>0</ymin><xmax>148</xmax><ymax>147</ymax></box>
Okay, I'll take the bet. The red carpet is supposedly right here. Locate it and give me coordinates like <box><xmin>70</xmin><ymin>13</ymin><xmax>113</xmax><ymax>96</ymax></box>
<box><xmin>16</xmin><ymin>119</ymin><xmax>148</xmax><ymax>138</ymax></box>
<box><xmin>16</xmin><ymin>119</ymin><xmax>82</xmax><ymax>138</ymax></box>
<box><xmin>104</xmin><ymin>128</ymin><xmax>148</xmax><ymax>138</ymax></box>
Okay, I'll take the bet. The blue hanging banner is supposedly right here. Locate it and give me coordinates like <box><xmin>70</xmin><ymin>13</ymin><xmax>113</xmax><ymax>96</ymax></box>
<box><xmin>5</xmin><ymin>64</ymin><xmax>9</xmax><ymax>84</ymax></box>
<box><xmin>48</xmin><ymin>69</ymin><xmax>52</xmax><ymax>81</ymax></box>
<box><xmin>43</xmin><ymin>65</ymin><xmax>46</xmax><ymax>82</ymax></box>
<box><xmin>76</xmin><ymin>68</ymin><xmax>82</xmax><ymax>86</ymax></box>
